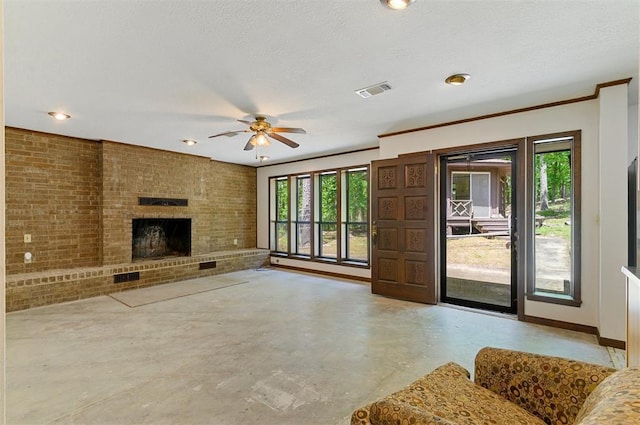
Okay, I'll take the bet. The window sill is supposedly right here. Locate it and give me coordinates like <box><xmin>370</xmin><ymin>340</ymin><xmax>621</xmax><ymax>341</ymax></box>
<box><xmin>341</xmin><ymin>260</ymin><xmax>370</xmax><ymax>269</ymax></box>
<box><xmin>526</xmin><ymin>291</ymin><xmax>582</xmax><ymax>307</ymax></box>
<box><xmin>269</xmin><ymin>253</ymin><xmax>370</xmax><ymax>269</ymax></box>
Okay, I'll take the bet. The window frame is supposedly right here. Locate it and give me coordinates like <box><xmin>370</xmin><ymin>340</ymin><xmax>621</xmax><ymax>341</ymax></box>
<box><xmin>451</xmin><ymin>171</ymin><xmax>492</xmax><ymax>218</ymax></box>
<box><xmin>268</xmin><ymin>165</ymin><xmax>370</xmax><ymax>268</ymax></box>
<box><xmin>270</xmin><ymin>176</ymin><xmax>290</xmax><ymax>254</ymax></box>
<box><xmin>343</xmin><ymin>167</ymin><xmax>369</xmax><ymax>264</ymax></box>
<box><xmin>526</xmin><ymin>130</ymin><xmax>582</xmax><ymax>307</ymax></box>
<box><xmin>317</xmin><ymin>170</ymin><xmax>339</xmax><ymax>259</ymax></box>
<box><xmin>293</xmin><ymin>174</ymin><xmax>312</xmax><ymax>257</ymax></box>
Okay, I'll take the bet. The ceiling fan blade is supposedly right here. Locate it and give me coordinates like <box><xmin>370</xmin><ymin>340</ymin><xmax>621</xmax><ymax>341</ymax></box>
<box><xmin>237</xmin><ymin>119</ymin><xmax>252</xmax><ymax>125</ymax></box>
<box><xmin>244</xmin><ymin>136</ymin><xmax>255</xmax><ymax>151</ymax></box>
<box><xmin>270</xmin><ymin>127</ymin><xmax>306</xmax><ymax>134</ymax></box>
<box><xmin>269</xmin><ymin>132</ymin><xmax>300</xmax><ymax>149</ymax></box>
<box><xmin>208</xmin><ymin>130</ymin><xmax>249</xmax><ymax>138</ymax></box>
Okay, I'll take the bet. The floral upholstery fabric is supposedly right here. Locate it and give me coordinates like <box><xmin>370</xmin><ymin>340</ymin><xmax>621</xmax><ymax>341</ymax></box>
<box><xmin>352</xmin><ymin>347</ymin><xmax>640</xmax><ymax>425</ymax></box>
<box><xmin>474</xmin><ymin>347</ymin><xmax>617</xmax><ymax>425</ymax></box>
<box><xmin>573</xmin><ymin>366</ymin><xmax>640</xmax><ymax>424</ymax></box>
<box><xmin>351</xmin><ymin>362</ymin><xmax>545</xmax><ymax>425</ymax></box>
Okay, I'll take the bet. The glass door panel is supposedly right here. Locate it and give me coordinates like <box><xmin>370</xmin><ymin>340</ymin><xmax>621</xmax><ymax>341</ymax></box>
<box><xmin>441</xmin><ymin>150</ymin><xmax>517</xmax><ymax>313</ymax></box>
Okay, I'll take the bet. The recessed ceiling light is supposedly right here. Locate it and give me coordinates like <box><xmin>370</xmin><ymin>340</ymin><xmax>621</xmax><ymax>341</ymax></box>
<box><xmin>48</xmin><ymin>111</ymin><xmax>71</xmax><ymax>120</ymax></box>
<box><xmin>258</xmin><ymin>155</ymin><xmax>270</xmax><ymax>163</ymax></box>
<box><xmin>445</xmin><ymin>73</ymin><xmax>471</xmax><ymax>86</ymax></box>
<box><xmin>183</xmin><ymin>139</ymin><xmax>198</xmax><ymax>146</ymax></box>
<box><xmin>383</xmin><ymin>0</ymin><xmax>415</xmax><ymax>10</ymax></box>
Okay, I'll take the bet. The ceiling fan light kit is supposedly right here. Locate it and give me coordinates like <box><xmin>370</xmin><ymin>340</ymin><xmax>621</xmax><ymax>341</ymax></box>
<box><xmin>252</xmin><ymin>131</ymin><xmax>270</xmax><ymax>147</ymax></box>
<box><xmin>383</xmin><ymin>0</ymin><xmax>415</xmax><ymax>10</ymax></box>
<box><xmin>209</xmin><ymin>115</ymin><xmax>306</xmax><ymax>155</ymax></box>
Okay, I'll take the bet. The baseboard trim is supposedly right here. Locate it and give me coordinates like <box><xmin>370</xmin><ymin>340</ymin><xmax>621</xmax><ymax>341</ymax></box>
<box><xmin>596</xmin><ymin>329</ymin><xmax>626</xmax><ymax>350</ymax></box>
<box><xmin>523</xmin><ymin>314</ymin><xmax>597</xmax><ymax>334</ymax></box>
<box><xmin>271</xmin><ymin>264</ymin><xmax>371</xmax><ymax>283</ymax></box>
<box><xmin>523</xmin><ymin>315</ymin><xmax>626</xmax><ymax>349</ymax></box>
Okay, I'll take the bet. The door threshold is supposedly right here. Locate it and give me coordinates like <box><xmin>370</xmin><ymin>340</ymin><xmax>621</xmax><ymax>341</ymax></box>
<box><xmin>439</xmin><ymin>302</ymin><xmax>517</xmax><ymax>320</ymax></box>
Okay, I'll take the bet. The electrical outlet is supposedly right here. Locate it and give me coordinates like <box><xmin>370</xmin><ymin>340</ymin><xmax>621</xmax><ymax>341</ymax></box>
<box><xmin>24</xmin><ymin>234</ymin><xmax>31</xmax><ymax>243</ymax></box>
<box><xmin>233</xmin><ymin>238</ymin><xmax>238</xmax><ymax>245</ymax></box>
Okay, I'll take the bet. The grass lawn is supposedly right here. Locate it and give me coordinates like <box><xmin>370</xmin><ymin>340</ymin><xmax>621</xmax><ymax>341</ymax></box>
<box><xmin>280</xmin><ymin>233</ymin><xmax>368</xmax><ymax>261</ymax></box>
<box><xmin>536</xmin><ymin>201</ymin><xmax>571</xmax><ymax>241</ymax></box>
<box><xmin>320</xmin><ymin>234</ymin><xmax>368</xmax><ymax>260</ymax></box>
<box><xmin>446</xmin><ymin>236</ymin><xmax>511</xmax><ymax>270</ymax></box>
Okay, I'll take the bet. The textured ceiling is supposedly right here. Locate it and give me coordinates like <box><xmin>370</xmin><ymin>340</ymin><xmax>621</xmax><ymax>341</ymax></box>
<box><xmin>5</xmin><ymin>0</ymin><xmax>639</xmax><ymax>166</ymax></box>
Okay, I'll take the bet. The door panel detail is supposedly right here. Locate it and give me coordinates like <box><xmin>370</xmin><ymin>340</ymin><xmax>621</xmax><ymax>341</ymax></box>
<box><xmin>378</xmin><ymin>228</ymin><xmax>398</xmax><ymax>251</ymax></box>
<box><xmin>405</xmin><ymin>164</ymin><xmax>426</xmax><ymax>188</ymax></box>
<box><xmin>378</xmin><ymin>167</ymin><xmax>397</xmax><ymax>189</ymax></box>
<box><xmin>405</xmin><ymin>261</ymin><xmax>426</xmax><ymax>285</ymax></box>
<box><xmin>405</xmin><ymin>196</ymin><xmax>427</xmax><ymax>220</ymax></box>
<box><xmin>379</xmin><ymin>258</ymin><xmax>398</xmax><ymax>282</ymax></box>
<box><xmin>378</xmin><ymin>198</ymin><xmax>398</xmax><ymax>220</ymax></box>
<box><xmin>405</xmin><ymin>228</ymin><xmax>426</xmax><ymax>253</ymax></box>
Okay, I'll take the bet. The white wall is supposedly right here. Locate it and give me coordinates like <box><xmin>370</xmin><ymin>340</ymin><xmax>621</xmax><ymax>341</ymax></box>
<box><xmin>598</xmin><ymin>85</ymin><xmax>630</xmax><ymax>341</ymax></box>
<box><xmin>629</xmin><ymin>103</ymin><xmax>639</xmax><ymax>164</ymax></box>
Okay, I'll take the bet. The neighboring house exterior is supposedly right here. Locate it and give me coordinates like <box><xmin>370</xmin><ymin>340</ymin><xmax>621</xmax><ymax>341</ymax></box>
<box><xmin>446</xmin><ymin>159</ymin><xmax>512</xmax><ymax>234</ymax></box>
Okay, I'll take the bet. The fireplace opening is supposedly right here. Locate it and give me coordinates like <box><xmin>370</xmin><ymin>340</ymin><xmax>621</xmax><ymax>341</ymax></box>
<box><xmin>132</xmin><ymin>218</ymin><xmax>191</xmax><ymax>260</ymax></box>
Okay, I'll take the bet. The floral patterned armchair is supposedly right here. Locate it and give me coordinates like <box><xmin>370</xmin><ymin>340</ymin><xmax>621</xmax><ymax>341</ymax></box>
<box><xmin>351</xmin><ymin>347</ymin><xmax>640</xmax><ymax>425</ymax></box>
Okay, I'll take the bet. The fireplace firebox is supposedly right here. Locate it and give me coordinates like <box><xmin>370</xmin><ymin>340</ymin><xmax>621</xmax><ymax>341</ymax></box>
<box><xmin>132</xmin><ymin>218</ymin><xmax>191</xmax><ymax>260</ymax></box>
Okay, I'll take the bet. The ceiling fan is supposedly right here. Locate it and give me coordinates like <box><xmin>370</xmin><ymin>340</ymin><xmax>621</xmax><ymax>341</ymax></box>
<box><xmin>208</xmin><ymin>116</ymin><xmax>306</xmax><ymax>151</ymax></box>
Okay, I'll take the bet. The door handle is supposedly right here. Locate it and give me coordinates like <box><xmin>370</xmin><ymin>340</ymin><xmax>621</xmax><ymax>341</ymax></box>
<box><xmin>372</xmin><ymin>222</ymin><xmax>378</xmax><ymax>247</ymax></box>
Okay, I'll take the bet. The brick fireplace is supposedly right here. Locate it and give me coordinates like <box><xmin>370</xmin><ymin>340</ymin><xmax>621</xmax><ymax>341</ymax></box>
<box><xmin>132</xmin><ymin>218</ymin><xmax>191</xmax><ymax>260</ymax></box>
<box><xmin>4</xmin><ymin>128</ymin><xmax>268</xmax><ymax>311</ymax></box>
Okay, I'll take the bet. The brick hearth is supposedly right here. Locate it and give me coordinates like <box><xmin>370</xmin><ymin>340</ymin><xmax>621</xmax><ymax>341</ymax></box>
<box><xmin>6</xmin><ymin>249</ymin><xmax>268</xmax><ymax>311</ymax></box>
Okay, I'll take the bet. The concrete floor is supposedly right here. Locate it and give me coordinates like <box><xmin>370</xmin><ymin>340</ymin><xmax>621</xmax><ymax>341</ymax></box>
<box><xmin>7</xmin><ymin>269</ymin><xmax>616</xmax><ymax>425</ymax></box>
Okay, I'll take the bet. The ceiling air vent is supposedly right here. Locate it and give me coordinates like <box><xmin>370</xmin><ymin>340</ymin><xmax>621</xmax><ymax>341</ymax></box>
<box><xmin>355</xmin><ymin>81</ymin><xmax>392</xmax><ymax>98</ymax></box>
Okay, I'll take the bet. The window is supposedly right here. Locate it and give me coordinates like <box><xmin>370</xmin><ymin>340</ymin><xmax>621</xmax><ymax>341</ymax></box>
<box><xmin>269</xmin><ymin>165</ymin><xmax>369</xmax><ymax>267</ymax></box>
<box><xmin>294</xmin><ymin>175</ymin><xmax>312</xmax><ymax>256</ymax></box>
<box><xmin>318</xmin><ymin>171</ymin><xmax>338</xmax><ymax>258</ymax></box>
<box><xmin>527</xmin><ymin>131</ymin><xmax>581</xmax><ymax>306</ymax></box>
<box><xmin>451</xmin><ymin>173</ymin><xmax>471</xmax><ymax>199</ymax></box>
<box><xmin>451</xmin><ymin>172</ymin><xmax>491</xmax><ymax>218</ymax></box>
<box><xmin>270</xmin><ymin>177</ymin><xmax>289</xmax><ymax>253</ymax></box>
<box><xmin>343</xmin><ymin>168</ymin><xmax>369</xmax><ymax>262</ymax></box>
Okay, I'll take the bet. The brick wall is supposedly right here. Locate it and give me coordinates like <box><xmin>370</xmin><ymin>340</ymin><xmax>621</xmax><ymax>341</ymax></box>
<box><xmin>5</xmin><ymin>128</ymin><xmax>261</xmax><ymax>309</ymax></box>
<box><xmin>5</xmin><ymin>128</ymin><xmax>102</xmax><ymax>274</ymax></box>
<box><xmin>101</xmin><ymin>140</ymin><xmax>257</xmax><ymax>264</ymax></box>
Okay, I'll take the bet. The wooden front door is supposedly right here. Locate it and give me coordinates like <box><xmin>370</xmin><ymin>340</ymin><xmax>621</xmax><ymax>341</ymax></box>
<box><xmin>371</xmin><ymin>154</ymin><xmax>437</xmax><ymax>304</ymax></box>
